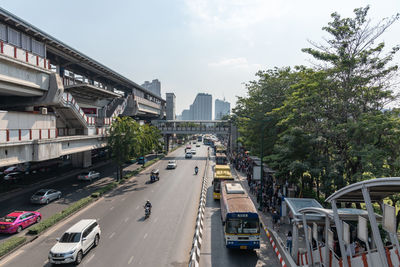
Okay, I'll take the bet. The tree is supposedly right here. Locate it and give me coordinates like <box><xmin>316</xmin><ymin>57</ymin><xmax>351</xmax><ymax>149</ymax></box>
<box><xmin>108</xmin><ymin>117</ymin><xmax>141</xmax><ymax>180</ymax></box>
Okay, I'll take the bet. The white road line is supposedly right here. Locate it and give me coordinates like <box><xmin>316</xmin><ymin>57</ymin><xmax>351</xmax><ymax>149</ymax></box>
<box><xmin>110</xmin><ymin>206</ymin><xmax>114</xmax><ymax>210</ymax></box>
<box><xmin>128</xmin><ymin>256</ymin><xmax>134</xmax><ymax>264</ymax></box>
<box><xmin>124</xmin><ymin>217</ymin><xmax>129</xmax><ymax>222</ymax></box>
<box><xmin>109</xmin><ymin>232</ymin><xmax>115</xmax><ymax>239</ymax></box>
<box><xmin>86</xmin><ymin>253</ymin><xmax>95</xmax><ymax>263</ymax></box>
<box><xmin>144</xmin><ymin>233</ymin><xmax>148</xmax><ymax>239</ymax></box>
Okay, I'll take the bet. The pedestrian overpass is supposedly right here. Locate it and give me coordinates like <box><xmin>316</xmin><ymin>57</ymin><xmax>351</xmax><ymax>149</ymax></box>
<box><xmin>152</xmin><ymin>120</ymin><xmax>231</xmax><ymax>135</ymax></box>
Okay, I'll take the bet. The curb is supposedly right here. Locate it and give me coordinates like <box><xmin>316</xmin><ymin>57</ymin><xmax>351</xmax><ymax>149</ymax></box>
<box><xmin>265</xmin><ymin>228</ymin><xmax>287</xmax><ymax>267</ymax></box>
<box><xmin>188</xmin><ymin>151</ymin><xmax>209</xmax><ymax>267</ymax></box>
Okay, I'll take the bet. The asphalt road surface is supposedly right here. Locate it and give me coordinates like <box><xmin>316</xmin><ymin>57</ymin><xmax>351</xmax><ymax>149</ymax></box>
<box><xmin>0</xmin><ymin>145</ymin><xmax>206</xmax><ymax>267</ymax></box>
<box><xmin>199</xmin><ymin>158</ymin><xmax>280</xmax><ymax>267</ymax></box>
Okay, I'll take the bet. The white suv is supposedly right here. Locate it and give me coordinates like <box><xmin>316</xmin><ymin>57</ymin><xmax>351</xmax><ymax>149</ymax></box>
<box><xmin>49</xmin><ymin>219</ymin><xmax>101</xmax><ymax>265</ymax></box>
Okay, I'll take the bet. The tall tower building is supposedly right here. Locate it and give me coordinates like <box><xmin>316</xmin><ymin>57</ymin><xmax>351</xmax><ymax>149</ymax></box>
<box><xmin>215</xmin><ymin>98</ymin><xmax>230</xmax><ymax>120</ymax></box>
<box><xmin>141</xmin><ymin>79</ymin><xmax>161</xmax><ymax>97</ymax></box>
<box><xmin>165</xmin><ymin>93</ymin><xmax>176</xmax><ymax>120</ymax></box>
<box><xmin>192</xmin><ymin>93</ymin><xmax>212</xmax><ymax>120</ymax></box>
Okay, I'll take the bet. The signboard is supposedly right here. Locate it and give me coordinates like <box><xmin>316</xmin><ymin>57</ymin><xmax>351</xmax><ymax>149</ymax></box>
<box><xmin>313</xmin><ymin>222</ymin><xmax>318</xmax><ymax>241</ymax></box>
<box><xmin>358</xmin><ymin>216</ymin><xmax>368</xmax><ymax>243</ymax></box>
<box><xmin>343</xmin><ymin>222</ymin><xmax>350</xmax><ymax>244</ymax></box>
<box><xmin>383</xmin><ymin>204</ymin><xmax>396</xmax><ymax>233</ymax></box>
<box><xmin>253</xmin><ymin>166</ymin><xmax>261</xmax><ymax>180</ymax></box>
<box><xmin>328</xmin><ymin>229</ymin><xmax>334</xmax><ymax>249</ymax></box>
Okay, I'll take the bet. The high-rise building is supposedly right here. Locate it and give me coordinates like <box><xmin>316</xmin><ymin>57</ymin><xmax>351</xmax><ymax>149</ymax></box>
<box><xmin>181</xmin><ymin>109</ymin><xmax>191</xmax><ymax>120</ymax></box>
<box><xmin>141</xmin><ymin>79</ymin><xmax>161</xmax><ymax>97</ymax></box>
<box><xmin>192</xmin><ymin>93</ymin><xmax>212</xmax><ymax>120</ymax></box>
<box><xmin>215</xmin><ymin>98</ymin><xmax>230</xmax><ymax>120</ymax></box>
<box><xmin>165</xmin><ymin>93</ymin><xmax>176</xmax><ymax>120</ymax></box>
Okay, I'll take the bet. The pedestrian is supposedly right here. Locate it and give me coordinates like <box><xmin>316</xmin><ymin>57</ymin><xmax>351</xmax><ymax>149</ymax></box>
<box><xmin>286</xmin><ymin>231</ymin><xmax>293</xmax><ymax>254</ymax></box>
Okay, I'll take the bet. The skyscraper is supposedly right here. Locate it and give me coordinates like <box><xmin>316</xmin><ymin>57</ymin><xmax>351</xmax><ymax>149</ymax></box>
<box><xmin>165</xmin><ymin>93</ymin><xmax>176</xmax><ymax>120</ymax></box>
<box><xmin>215</xmin><ymin>99</ymin><xmax>230</xmax><ymax>120</ymax></box>
<box><xmin>141</xmin><ymin>79</ymin><xmax>161</xmax><ymax>97</ymax></box>
<box><xmin>192</xmin><ymin>93</ymin><xmax>212</xmax><ymax>120</ymax></box>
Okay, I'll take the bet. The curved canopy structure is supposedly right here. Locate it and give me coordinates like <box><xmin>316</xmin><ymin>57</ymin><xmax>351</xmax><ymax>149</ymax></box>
<box><xmin>326</xmin><ymin>177</ymin><xmax>400</xmax><ymax>203</ymax></box>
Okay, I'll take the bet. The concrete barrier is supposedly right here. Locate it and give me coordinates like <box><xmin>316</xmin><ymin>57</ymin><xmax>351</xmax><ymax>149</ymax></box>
<box><xmin>188</xmin><ymin>151</ymin><xmax>209</xmax><ymax>267</ymax></box>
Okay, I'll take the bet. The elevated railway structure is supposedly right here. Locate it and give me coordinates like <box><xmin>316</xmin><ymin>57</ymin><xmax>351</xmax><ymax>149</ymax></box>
<box><xmin>0</xmin><ymin>7</ymin><xmax>165</xmax><ymax>168</ymax></box>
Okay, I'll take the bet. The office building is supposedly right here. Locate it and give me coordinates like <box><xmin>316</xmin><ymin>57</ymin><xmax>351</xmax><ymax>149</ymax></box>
<box><xmin>165</xmin><ymin>93</ymin><xmax>176</xmax><ymax>120</ymax></box>
<box><xmin>215</xmin><ymin>98</ymin><xmax>230</xmax><ymax>120</ymax></box>
<box><xmin>141</xmin><ymin>79</ymin><xmax>161</xmax><ymax>97</ymax></box>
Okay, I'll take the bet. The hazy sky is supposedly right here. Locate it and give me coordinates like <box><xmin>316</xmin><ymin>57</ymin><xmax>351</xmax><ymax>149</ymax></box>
<box><xmin>2</xmin><ymin>0</ymin><xmax>399</xmax><ymax>115</ymax></box>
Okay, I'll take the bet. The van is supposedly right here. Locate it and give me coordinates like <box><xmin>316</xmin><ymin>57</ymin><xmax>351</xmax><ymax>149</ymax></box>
<box><xmin>48</xmin><ymin>219</ymin><xmax>101</xmax><ymax>265</ymax></box>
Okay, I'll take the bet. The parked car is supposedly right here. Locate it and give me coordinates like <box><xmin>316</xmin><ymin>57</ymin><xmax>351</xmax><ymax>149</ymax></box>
<box><xmin>185</xmin><ymin>152</ymin><xmax>193</xmax><ymax>159</ymax></box>
<box><xmin>30</xmin><ymin>189</ymin><xmax>62</xmax><ymax>204</ymax></box>
<box><xmin>48</xmin><ymin>219</ymin><xmax>101</xmax><ymax>265</ymax></box>
<box><xmin>3</xmin><ymin>172</ymin><xmax>23</xmax><ymax>182</ymax></box>
<box><xmin>3</xmin><ymin>166</ymin><xmax>19</xmax><ymax>174</ymax></box>
<box><xmin>77</xmin><ymin>171</ymin><xmax>100</xmax><ymax>181</ymax></box>
<box><xmin>196</xmin><ymin>143</ymin><xmax>201</xmax><ymax>147</ymax></box>
<box><xmin>138</xmin><ymin>156</ymin><xmax>147</xmax><ymax>165</ymax></box>
<box><xmin>191</xmin><ymin>149</ymin><xmax>196</xmax><ymax>155</ymax></box>
<box><xmin>167</xmin><ymin>160</ymin><xmax>177</xmax><ymax>169</ymax></box>
<box><xmin>0</xmin><ymin>211</ymin><xmax>41</xmax><ymax>234</ymax></box>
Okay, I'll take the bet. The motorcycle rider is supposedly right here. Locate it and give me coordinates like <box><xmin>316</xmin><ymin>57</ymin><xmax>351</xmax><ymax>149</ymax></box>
<box><xmin>194</xmin><ymin>165</ymin><xmax>199</xmax><ymax>175</ymax></box>
<box><xmin>144</xmin><ymin>200</ymin><xmax>152</xmax><ymax>214</ymax></box>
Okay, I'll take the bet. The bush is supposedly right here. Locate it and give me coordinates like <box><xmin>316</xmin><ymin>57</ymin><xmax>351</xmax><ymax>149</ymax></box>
<box><xmin>28</xmin><ymin>196</ymin><xmax>94</xmax><ymax>235</ymax></box>
<box><xmin>0</xmin><ymin>236</ymin><xmax>26</xmax><ymax>258</ymax></box>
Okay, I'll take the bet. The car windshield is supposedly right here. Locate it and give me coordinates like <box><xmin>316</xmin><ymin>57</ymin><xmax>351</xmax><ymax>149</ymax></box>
<box><xmin>60</xmin><ymin>232</ymin><xmax>81</xmax><ymax>243</ymax></box>
<box><xmin>168</xmin><ymin>161</ymin><xmax>175</xmax><ymax>163</ymax></box>
<box><xmin>0</xmin><ymin>216</ymin><xmax>17</xmax><ymax>222</ymax></box>
<box><xmin>34</xmin><ymin>191</ymin><xmax>46</xmax><ymax>196</ymax></box>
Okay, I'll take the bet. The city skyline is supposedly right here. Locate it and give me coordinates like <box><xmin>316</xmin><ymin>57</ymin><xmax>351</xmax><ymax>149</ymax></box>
<box><xmin>1</xmin><ymin>1</ymin><xmax>398</xmax><ymax>115</ymax></box>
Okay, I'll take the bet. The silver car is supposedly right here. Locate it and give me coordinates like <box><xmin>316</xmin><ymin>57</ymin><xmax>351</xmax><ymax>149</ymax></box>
<box><xmin>31</xmin><ymin>189</ymin><xmax>61</xmax><ymax>204</ymax></box>
<box><xmin>77</xmin><ymin>171</ymin><xmax>100</xmax><ymax>181</ymax></box>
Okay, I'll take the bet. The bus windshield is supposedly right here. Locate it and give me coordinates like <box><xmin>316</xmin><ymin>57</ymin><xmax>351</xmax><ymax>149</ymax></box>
<box><xmin>226</xmin><ymin>218</ymin><xmax>260</xmax><ymax>234</ymax></box>
<box><xmin>214</xmin><ymin>180</ymin><xmax>221</xmax><ymax>193</ymax></box>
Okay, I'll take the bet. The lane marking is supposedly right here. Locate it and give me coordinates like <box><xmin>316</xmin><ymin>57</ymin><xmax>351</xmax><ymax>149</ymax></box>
<box><xmin>86</xmin><ymin>253</ymin><xmax>95</xmax><ymax>263</ymax></box>
<box><xmin>124</xmin><ymin>217</ymin><xmax>129</xmax><ymax>222</ymax></box>
<box><xmin>110</xmin><ymin>206</ymin><xmax>114</xmax><ymax>210</ymax></box>
<box><xmin>128</xmin><ymin>256</ymin><xmax>134</xmax><ymax>265</ymax></box>
<box><xmin>144</xmin><ymin>233</ymin><xmax>148</xmax><ymax>239</ymax></box>
<box><xmin>109</xmin><ymin>232</ymin><xmax>115</xmax><ymax>239</ymax></box>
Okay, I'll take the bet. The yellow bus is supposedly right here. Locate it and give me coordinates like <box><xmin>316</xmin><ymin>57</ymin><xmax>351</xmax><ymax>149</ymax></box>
<box><xmin>213</xmin><ymin>165</ymin><xmax>234</xmax><ymax>199</ymax></box>
<box><xmin>215</xmin><ymin>152</ymin><xmax>228</xmax><ymax>165</ymax></box>
<box><xmin>216</xmin><ymin>145</ymin><xmax>227</xmax><ymax>155</ymax></box>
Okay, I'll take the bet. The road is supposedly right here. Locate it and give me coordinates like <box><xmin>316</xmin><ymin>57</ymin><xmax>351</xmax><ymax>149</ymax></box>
<box><xmin>200</xmin><ymin>158</ymin><xmax>280</xmax><ymax>267</ymax></box>
<box><xmin>0</xmin><ymin>145</ymin><xmax>206</xmax><ymax>267</ymax></box>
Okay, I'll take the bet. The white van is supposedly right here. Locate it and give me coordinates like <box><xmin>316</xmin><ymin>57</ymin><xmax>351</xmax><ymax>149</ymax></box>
<box><xmin>48</xmin><ymin>219</ymin><xmax>101</xmax><ymax>265</ymax></box>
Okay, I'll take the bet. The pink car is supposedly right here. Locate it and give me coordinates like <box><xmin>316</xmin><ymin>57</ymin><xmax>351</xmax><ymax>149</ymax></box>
<box><xmin>0</xmin><ymin>211</ymin><xmax>42</xmax><ymax>234</ymax></box>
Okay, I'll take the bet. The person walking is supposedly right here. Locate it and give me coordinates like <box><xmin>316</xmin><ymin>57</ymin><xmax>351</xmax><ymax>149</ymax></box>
<box><xmin>286</xmin><ymin>231</ymin><xmax>293</xmax><ymax>254</ymax></box>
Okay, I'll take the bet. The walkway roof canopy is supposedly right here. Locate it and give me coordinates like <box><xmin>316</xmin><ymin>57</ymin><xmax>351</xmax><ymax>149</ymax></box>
<box><xmin>298</xmin><ymin>207</ymin><xmax>382</xmax><ymax>223</ymax></box>
<box><xmin>326</xmin><ymin>177</ymin><xmax>400</xmax><ymax>203</ymax></box>
<box><xmin>284</xmin><ymin>198</ymin><xmax>324</xmax><ymax>221</ymax></box>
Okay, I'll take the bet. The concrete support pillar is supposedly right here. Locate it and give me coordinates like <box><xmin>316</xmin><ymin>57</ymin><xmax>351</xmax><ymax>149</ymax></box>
<box><xmin>164</xmin><ymin>135</ymin><xmax>170</xmax><ymax>152</ymax></box>
<box><xmin>293</xmin><ymin>223</ymin><xmax>298</xmax><ymax>259</ymax></box>
<box><xmin>71</xmin><ymin>151</ymin><xmax>92</xmax><ymax>168</ymax></box>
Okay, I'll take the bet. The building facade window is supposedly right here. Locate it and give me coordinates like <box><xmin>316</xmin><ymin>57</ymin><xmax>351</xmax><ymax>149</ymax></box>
<box><xmin>21</xmin><ymin>33</ymin><xmax>31</xmax><ymax>51</ymax></box>
<box><xmin>0</xmin><ymin>24</ymin><xmax>6</xmax><ymax>41</ymax></box>
<box><xmin>32</xmin><ymin>39</ymin><xmax>45</xmax><ymax>57</ymax></box>
<box><xmin>7</xmin><ymin>27</ymin><xmax>20</xmax><ymax>46</ymax></box>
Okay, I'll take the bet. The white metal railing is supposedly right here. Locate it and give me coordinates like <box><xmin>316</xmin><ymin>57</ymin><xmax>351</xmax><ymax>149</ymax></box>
<box><xmin>0</xmin><ymin>41</ymin><xmax>51</xmax><ymax>70</ymax></box>
<box><xmin>61</xmin><ymin>93</ymin><xmax>96</xmax><ymax>126</ymax></box>
<box><xmin>0</xmin><ymin>128</ymin><xmax>57</xmax><ymax>142</ymax></box>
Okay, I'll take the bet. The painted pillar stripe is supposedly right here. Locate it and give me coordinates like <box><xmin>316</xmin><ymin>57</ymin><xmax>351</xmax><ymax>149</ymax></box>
<box><xmin>361</xmin><ymin>253</ymin><xmax>368</xmax><ymax>267</ymax></box>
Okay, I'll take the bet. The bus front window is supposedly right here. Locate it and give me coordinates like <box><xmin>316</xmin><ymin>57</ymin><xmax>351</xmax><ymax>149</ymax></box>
<box><xmin>213</xmin><ymin>180</ymin><xmax>221</xmax><ymax>192</ymax></box>
<box><xmin>226</xmin><ymin>219</ymin><xmax>241</xmax><ymax>234</ymax></box>
<box><xmin>242</xmin><ymin>219</ymin><xmax>260</xmax><ymax>234</ymax></box>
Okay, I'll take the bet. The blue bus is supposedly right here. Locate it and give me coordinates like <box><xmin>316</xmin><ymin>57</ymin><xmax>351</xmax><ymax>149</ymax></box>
<box><xmin>220</xmin><ymin>182</ymin><xmax>260</xmax><ymax>249</ymax></box>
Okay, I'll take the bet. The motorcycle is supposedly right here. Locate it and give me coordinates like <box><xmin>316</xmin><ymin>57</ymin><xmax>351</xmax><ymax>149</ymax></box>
<box><xmin>144</xmin><ymin>206</ymin><xmax>151</xmax><ymax>219</ymax></box>
<box><xmin>195</xmin><ymin>167</ymin><xmax>199</xmax><ymax>175</ymax></box>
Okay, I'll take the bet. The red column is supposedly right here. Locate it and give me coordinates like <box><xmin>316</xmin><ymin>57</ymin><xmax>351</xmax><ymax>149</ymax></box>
<box><xmin>36</xmin><ymin>56</ymin><xmax>39</xmax><ymax>66</ymax></box>
<box><xmin>39</xmin><ymin>129</ymin><xmax>42</xmax><ymax>140</ymax></box>
<box><xmin>18</xmin><ymin>129</ymin><xmax>21</xmax><ymax>140</ymax></box>
<box><xmin>44</xmin><ymin>59</ymin><xmax>47</xmax><ymax>69</ymax></box>
<box><xmin>0</xmin><ymin>41</ymin><xmax>3</xmax><ymax>53</ymax></box>
<box><xmin>26</xmin><ymin>51</ymin><xmax>29</xmax><ymax>62</ymax></box>
<box><xmin>48</xmin><ymin>59</ymin><xmax>51</xmax><ymax>69</ymax></box>
<box><xmin>361</xmin><ymin>253</ymin><xmax>368</xmax><ymax>266</ymax></box>
<box><xmin>13</xmin><ymin>46</ymin><xmax>17</xmax><ymax>58</ymax></box>
<box><xmin>48</xmin><ymin>129</ymin><xmax>50</xmax><ymax>139</ymax></box>
<box><xmin>6</xmin><ymin>129</ymin><xmax>9</xmax><ymax>141</ymax></box>
<box><xmin>29</xmin><ymin>129</ymin><xmax>32</xmax><ymax>140</ymax></box>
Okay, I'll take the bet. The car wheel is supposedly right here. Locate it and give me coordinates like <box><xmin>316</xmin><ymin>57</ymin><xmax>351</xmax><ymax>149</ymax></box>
<box><xmin>16</xmin><ymin>226</ymin><xmax>22</xmax><ymax>233</ymax></box>
<box><xmin>75</xmin><ymin>250</ymin><xmax>83</xmax><ymax>265</ymax></box>
<box><xmin>94</xmin><ymin>234</ymin><xmax>100</xmax><ymax>247</ymax></box>
<box><xmin>36</xmin><ymin>216</ymin><xmax>41</xmax><ymax>223</ymax></box>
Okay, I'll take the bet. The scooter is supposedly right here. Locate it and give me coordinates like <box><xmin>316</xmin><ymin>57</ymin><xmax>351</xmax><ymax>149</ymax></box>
<box><xmin>195</xmin><ymin>167</ymin><xmax>199</xmax><ymax>175</ymax></box>
<box><xmin>144</xmin><ymin>206</ymin><xmax>151</xmax><ymax>219</ymax></box>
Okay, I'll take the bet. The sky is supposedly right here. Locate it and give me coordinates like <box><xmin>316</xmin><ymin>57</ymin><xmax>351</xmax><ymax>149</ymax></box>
<box><xmin>1</xmin><ymin>0</ymin><xmax>399</xmax><ymax>116</ymax></box>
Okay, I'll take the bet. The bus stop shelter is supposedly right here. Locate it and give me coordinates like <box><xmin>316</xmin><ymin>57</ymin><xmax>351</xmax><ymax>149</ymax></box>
<box><xmin>298</xmin><ymin>207</ymin><xmax>381</xmax><ymax>267</ymax></box>
<box><xmin>326</xmin><ymin>177</ymin><xmax>400</xmax><ymax>267</ymax></box>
